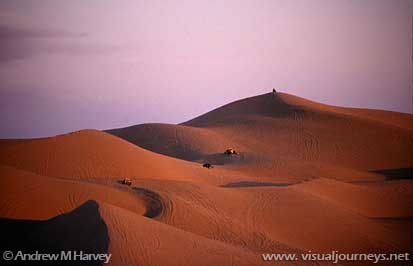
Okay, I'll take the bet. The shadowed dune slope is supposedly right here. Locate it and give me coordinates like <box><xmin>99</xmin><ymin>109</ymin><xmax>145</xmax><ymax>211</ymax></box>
<box><xmin>0</xmin><ymin>200</ymin><xmax>109</xmax><ymax>266</ymax></box>
<box><xmin>107</xmin><ymin>124</ymin><xmax>239</xmax><ymax>161</ymax></box>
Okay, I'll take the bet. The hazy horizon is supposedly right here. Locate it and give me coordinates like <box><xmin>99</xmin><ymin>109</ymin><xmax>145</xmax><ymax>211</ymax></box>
<box><xmin>0</xmin><ymin>0</ymin><xmax>412</xmax><ymax>138</ymax></box>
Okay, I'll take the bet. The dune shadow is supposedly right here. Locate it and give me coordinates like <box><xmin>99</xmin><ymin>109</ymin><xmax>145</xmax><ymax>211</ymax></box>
<box><xmin>371</xmin><ymin>167</ymin><xmax>413</xmax><ymax>180</ymax></box>
<box><xmin>370</xmin><ymin>216</ymin><xmax>413</xmax><ymax>222</ymax></box>
<box><xmin>200</xmin><ymin>152</ymin><xmax>267</xmax><ymax>166</ymax></box>
<box><xmin>133</xmin><ymin>187</ymin><xmax>164</xmax><ymax>218</ymax></box>
<box><xmin>222</xmin><ymin>181</ymin><xmax>296</xmax><ymax>188</ymax></box>
<box><xmin>0</xmin><ymin>200</ymin><xmax>110</xmax><ymax>266</ymax></box>
<box><xmin>106</xmin><ymin>126</ymin><xmax>204</xmax><ymax>162</ymax></box>
<box><xmin>201</xmin><ymin>153</ymin><xmax>244</xmax><ymax>166</ymax></box>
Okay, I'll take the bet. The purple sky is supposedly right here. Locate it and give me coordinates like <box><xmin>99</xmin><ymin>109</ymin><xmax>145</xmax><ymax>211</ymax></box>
<box><xmin>0</xmin><ymin>0</ymin><xmax>412</xmax><ymax>138</ymax></box>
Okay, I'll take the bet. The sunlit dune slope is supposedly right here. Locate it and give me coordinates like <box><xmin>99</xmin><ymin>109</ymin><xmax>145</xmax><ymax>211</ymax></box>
<box><xmin>0</xmin><ymin>164</ymin><xmax>147</xmax><ymax>219</ymax></box>
<box><xmin>0</xmin><ymin>129</ymin><xmax>201</xmax><ymax>182</ymax></box>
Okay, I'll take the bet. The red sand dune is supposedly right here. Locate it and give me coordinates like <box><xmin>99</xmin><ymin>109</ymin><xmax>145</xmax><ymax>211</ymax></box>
<box><xmin>1</xmin><ymin>92</ymin><xmax>412</xmax><ymax>265</ymax></box>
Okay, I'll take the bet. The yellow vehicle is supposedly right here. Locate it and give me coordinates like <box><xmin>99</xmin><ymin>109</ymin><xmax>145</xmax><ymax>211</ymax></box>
<box><xmin>120</xmin><ymin>178</ymin><xmax>132</xmax><ymax>186</ymax></box>
<box><xmin>224</xmin><ymin>148</ymin><xmax>238</xmax><ymax>156</ymax></box>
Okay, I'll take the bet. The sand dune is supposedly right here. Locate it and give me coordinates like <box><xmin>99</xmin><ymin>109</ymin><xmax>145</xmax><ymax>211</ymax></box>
<box><xmin>1</xmin><ymin>92</ymin><xmax>412</xmax><ymax>265</ymax></box>
<box><xmin>107</xmin><ymin>124</ymin><xmax>238</xmax><ymax>162</ymax></box>
<box><xmin>0</xmin><ymin>129</ymin><xmax>202</xmax><ymax>183</ymax></box>
<box><xmin>0</xmin><ymin>164</ymin><xmax>147</xmax><ymax>219</ymax></box>
<box><xmin>110</xmin><ymin>93</ymin><xmax>413</xmax><ymax>181</ymax></box>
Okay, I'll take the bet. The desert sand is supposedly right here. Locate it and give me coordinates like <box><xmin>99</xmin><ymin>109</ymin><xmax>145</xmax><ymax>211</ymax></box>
<box><xmin>0</xmin><ymin>92</ymin><xmax>412</xmax><ymax>265</ymax></box>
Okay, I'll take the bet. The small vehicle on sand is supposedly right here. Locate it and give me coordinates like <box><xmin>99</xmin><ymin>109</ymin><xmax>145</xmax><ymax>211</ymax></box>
<box><xmin>120</xmin><ymin>178</ymin><xmax>132</xmax><ymax>186</ymax></box>
<box><xmin>224</xmin><ymin>148</ymin><xmax>238</xmax><ymax>156</ymax></box>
